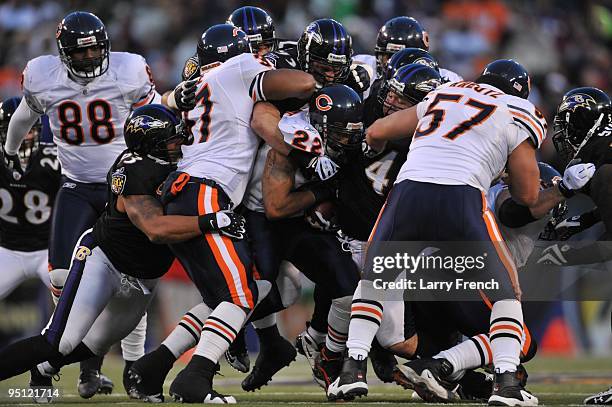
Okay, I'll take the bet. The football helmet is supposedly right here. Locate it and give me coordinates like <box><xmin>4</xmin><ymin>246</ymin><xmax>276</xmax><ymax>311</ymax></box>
<box><xmin>227</xmin><ymin>6</ymin><xmax>276</xmax><ymax>54</ymax></box>
<box><xmin>309</xmin><ymin>84</ymin><xmax>364</xmax><ymax>160</ymax></box>
<box><xmin>476</xmin><ymin>59</ymin><xmax>530</xmax><ymax>99</ymax></box>
<box><xmin>124</xmin><ymin>104</ymin><xmax>191</xmax><ymax>164</ymax></box>
<box><xmin>553</xmin><ymin>87</ymin><xmax>612</xmax><ymax>162</ymax></box>
<box><xmin>383</xmin><ymin>48</ymin><xmax>439</xmax><ymax>81</ymax></box>
<box><xmin>197</xmin><ymin>24</ymin><xmax>251</xmax><ymax>69</ymax></box>
<box><xmin>297</xmin><ymin>19</ymin><xmax>353</xmax><ymax>86</ymax></box>
<box><xmin>374</xmin><ymin>17</ymin><xmax>429</xmax><ymax>72</ymax></box>
<box><xmin>56</xmin><ymin>11</ymin><xmax>110</xmax><ymax>79</ymax></box>
<box><xmin>380</xmin><ymin>64</ymin><xmax>442</xmax><ymax>115</ymax></box>
<box><xmin>0</xmin><ymin>96</ymin><xmax>40</xmax><ymax>166</ymax></box>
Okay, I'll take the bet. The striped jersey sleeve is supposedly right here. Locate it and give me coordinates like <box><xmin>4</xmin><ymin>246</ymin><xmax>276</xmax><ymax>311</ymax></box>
<box><xmin>506</xmin><ymin>100</ymin><xmax>547</xmax><ymax>148</ymax></box>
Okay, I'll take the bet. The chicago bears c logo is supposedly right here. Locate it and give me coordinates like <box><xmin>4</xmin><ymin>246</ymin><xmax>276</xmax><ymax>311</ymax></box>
<box><xmin>315</xmin><ymin>94</ymin><xmax>333</xmax><ymax>111</ymax></box>
<box><xmin>125</xmin><ymin>115</ymin><xmax>168</xmax><ymax>135</ymax></box>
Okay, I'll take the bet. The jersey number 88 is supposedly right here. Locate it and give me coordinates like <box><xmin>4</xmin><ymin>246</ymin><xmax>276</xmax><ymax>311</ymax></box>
<box><xmin>58</xmin><ymin>100</ymin><xmax>115</xmax><ymax>145</ymax></box>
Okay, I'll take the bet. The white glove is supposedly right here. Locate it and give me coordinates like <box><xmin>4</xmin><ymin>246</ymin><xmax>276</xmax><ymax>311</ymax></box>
<box><xmin>307</xmin><ymin>155</ymin><xmax>340</xmax><ymax>181</ymax></box>
<box><xmin>562</xmin><ymin>163</ymin><xmax>596</xmax><ymax>190</ymax></box>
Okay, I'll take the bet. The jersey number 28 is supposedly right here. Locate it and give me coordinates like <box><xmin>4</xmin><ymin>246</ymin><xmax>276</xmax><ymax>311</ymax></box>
<box><xmin>0</xmin><ymin>189</ymin><xmax>51</xmax><ymax>225</ymax></box>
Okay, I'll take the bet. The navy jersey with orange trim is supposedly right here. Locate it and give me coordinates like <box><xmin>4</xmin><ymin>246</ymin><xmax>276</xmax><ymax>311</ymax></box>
<box><xmin>0</xmin><ymin>142</ymin><xmax>61</xmax><ymax>251</ymax></box>
<box><xmin>336</xmin><ymin>140</ymin><xmax>410</xmax><ymax>241</ymax></box>
<box><xmin>92</xmin><ymin>149</ymin><xmax>175</xmax><ymax>279</ymax></box>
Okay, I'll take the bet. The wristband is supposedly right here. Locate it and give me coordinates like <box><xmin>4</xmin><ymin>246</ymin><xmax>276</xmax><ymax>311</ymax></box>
<box><xmin>198</xmin><ymin>214</ymin><xmax>215</xmax><ymax>234</ymax></box>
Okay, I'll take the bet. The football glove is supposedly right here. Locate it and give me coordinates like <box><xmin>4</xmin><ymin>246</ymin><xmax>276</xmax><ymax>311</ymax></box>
<box><xmin>362</xmin><ymin>140</ymin><xmax>383</xmax><ymax>159</ymax></box>
<box><xmin>557</xmin><ymin>163</ymin><xmax>596</xmax><ymax>197</ymax></box>
<box><xmin>306</xmin><ymin>155</ymin><xmax>340</xmax><ymax>181</ymax></box>
<box><xmin>198</xmin><ymin>210</ymin><xmax>246</xmax><ymax>240</ymax></box>
<box><xmin>345</xmin><ymin>65</ymin><xmax>370</xmax><ymax>94</ymax></box>
<box><xmin>1</xmin><ymin>149</ymin><xmax>23</xmax><ymax>180</ymax></box>
<box><xmin>171</xmin><ymin>79</ymin><xmax>198</xmax><ymax>111</ymax></box>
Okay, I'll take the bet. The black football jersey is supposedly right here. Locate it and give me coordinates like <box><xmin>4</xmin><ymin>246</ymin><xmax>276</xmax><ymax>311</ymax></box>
<box><xmin>336</xmin><ymin>140</ymin><xmax>410</xmax><ymax>241</ymax></box>
<box><xmin>93</xmin><ymin>150</ymin><xmax>175</xmax><ymax>279</ymax></box>
<box><xmin>574</xmin><ymin>130</ymin><xmax>612</xmax><ymax>196</ymax></box>
<box><xmin>0</xmin><ymin>142</ymin><xmax>61</xmax><ymax>251</ymax></box>
<box><xmin>363</xmin><ymin>78</ymin><xmax>384</xmax><ymax>127</ymax></box>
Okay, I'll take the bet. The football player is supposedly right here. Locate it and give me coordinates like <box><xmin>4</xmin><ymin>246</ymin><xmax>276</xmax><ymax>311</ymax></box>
<box><xmin>391</xmin><ymin>162</ymin><xmax>594</xmax><ymax>403</ymax></box>
<box><xmin>549</xmin><ymin>87</ymin><xmax>612</xmax><ymax>406</ymax></box>
<box><xmin>0</xmin><ymin>97</ymin><xmax>60</xmax><ymax>299</ymax></box>
<box><xmin>353</xmin><ymin>16</ymin><xmax>462</xmax><ymax>100</ymax></box>
<box><xmin>328</xmin><ymin>59</ymin><xmax>545</xmax><ymax>406</ymax></box>
<box><xmin>0</xmin><ymin>104</ymin><xmax>245</xmax><ymax>396</ymax></box>
<box><xmin>153</xmin><ymin>23</ymin><xmax>318</xmax><ymax>403</ymax></box>
<box><xmin>2</xmin><ymin>11</ymin><xmax>197</xmax><ymax>397</ymax></box>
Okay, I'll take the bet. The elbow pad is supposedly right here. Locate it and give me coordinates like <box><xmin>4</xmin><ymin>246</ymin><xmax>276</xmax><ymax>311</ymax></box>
<box><xmin>497</xmin><ymin>198</ymin><xmax>537</xmax><ymax>228</ymax></box>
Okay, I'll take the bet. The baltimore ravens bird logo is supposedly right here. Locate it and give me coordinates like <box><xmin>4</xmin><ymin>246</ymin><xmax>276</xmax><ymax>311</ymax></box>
<box><xmin>125</xmin><ymin>115</ymin><xmax>168</xmax><ymax>135</ymax></box>
<box><xmin>559</xmin><ymin>93</ymin><xmax>597</xmax><ymax>113</ymax></box>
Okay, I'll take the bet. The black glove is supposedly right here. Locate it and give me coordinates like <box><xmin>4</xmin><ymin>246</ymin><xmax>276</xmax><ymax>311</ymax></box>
<box><xmin>159</xmin><ymin>171</ymin><xmax>190</xmax><ymax>205</ymax></box>
<box><xmin>554</xmin><ymin>211</ymin><xmax>599</xmax><ymax>240</ymax></box>
<box><xmin>172</xmin><ymin>79</ymin><xmax>198</xmax><ymax>111</ymax></box>
<box><xmin>198</xmin><ymin>210</ymin><xmax>246</xmax><ymax>240</ymax></box>
<box><xmin>309</xmin><ymin>181</ymin><xmax>337</xmax><ymax>204</ymax></box>
<box><xmin>288</xmin><ymin>149</ymin><xmax>340</xmax><ymax>181</ymax></box>
<box><xmin>2</xmin><ymin>149</ymin><xmax>23</xmax><ymax>180</ymax></box>
<box><xmin>344</xmin><ymin>65</ymin><xmax>370</xmax><ymax>94</ymax></box>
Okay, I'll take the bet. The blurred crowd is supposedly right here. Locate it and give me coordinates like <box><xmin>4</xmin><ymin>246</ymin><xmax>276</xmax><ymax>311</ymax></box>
<box><xmin>0</xmin><ymin>0</ymin><xmax>610</xmax><ymax>158</ymax></box>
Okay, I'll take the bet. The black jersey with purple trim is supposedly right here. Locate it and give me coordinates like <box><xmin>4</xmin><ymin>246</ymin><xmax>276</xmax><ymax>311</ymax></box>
<box><xmin>0</xmin><ymin>142</ymin><xmax>61</xmax><ymax>251</ymax></box>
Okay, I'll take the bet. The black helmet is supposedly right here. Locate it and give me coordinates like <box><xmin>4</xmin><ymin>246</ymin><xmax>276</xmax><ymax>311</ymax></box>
<box><xmin>476</xmin><ymin>59</ymin><xmax>530</xmax><ymax>99</ymax></box>
<box><xmin>56</xmin><ymin>11</ymin><xmax>110</xmax><ymax>79</ymax></box>
<box><xmin>124</xmin><ymin>104</ymin><xmax>192</xmax><ymax>164</ymax></box>
<box><xmin>553</xmin><ymin>87</ymin><xmax>612</xmax><ymax>162</ymax></box>
<box><xmin>297</xmin><ymin>19</ymin><xmax>353</xmax><ymax>86</ymax></box>
<box><xmin>374</xmin><ymin>17</ymin><xmax>429</xmax><ymax>72</ymax></box>
<box><xmin>309</xmin><ymin>84</ymin><xmax>364</xmax><ymax>160</ymax></box>
<box><xmin>227</xmin><ymin>6</ymin><xmax>276</xmax><ymax>53</ymax></box>
<box><xmin>197</xmin><ymin>24</ymin><xmax>251</xmax><ymax>69</ymax></box>
<box><xmin>384</xmin><ymin>47</ymin><xmax>439</xmax><ymax>81</ymax></box>
<box><xmin>0</xmin><ymin>97</ymin><xmax>41</xmax><ymax>167</ymax></box>
<box><xmin>380</xmin><ymin>64</ymin><xmax>442</xmax><ymax>115</ymax></box>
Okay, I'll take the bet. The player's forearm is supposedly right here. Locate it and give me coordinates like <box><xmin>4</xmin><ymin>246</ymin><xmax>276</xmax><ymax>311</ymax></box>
<box><xmin>5</xmin><ymin>99</ymin><xmax>40</xmax><ymax>154</ymax></box>
<box><xmin>261</xmin><ymin>69</ymin><xmax>316</xmax><ymax>101</ymax></box>
<box><xmin>264</xmin><ymin>190</ymin><xmax>316</xmax><ymax>220</ymax></box>
<box><xmin>144</xmin><ymin>216</ymin><xmax>201</xmax><ymax>244</ymax></box>
<box><xmin>528</xmin><ymin>186</ymin><xmax>565</xmax><ymax>219</ymax></box>
<box><xmin>251</xmin><ymin>102</ymin><xmax>291</xmax><ymax>156</ymax></box>
<box><xmin>367</xmin><ymin>105</ymin><xmax>419</xmax><ymax>142</ymax></box>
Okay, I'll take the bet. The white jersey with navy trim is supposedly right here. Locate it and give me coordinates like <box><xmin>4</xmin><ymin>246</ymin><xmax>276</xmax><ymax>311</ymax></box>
<box><xmin>243</xmin><ymin>110</ymin><xmax>322</xmax><ymax>213</ymax></box>
<box><xmin>21</xmin><ymin>52</ymin><xmax>160</xmax><ymax>183</ymax></box>
<box><xmin>396</xmin><ymin>81</ymin><xmax>547</xmax><ymax>192</ymax></box>
<box><xmin>177</xmin><ymin>53</ymin><xmax>274</xmax><ymax>206</ymax></box>
<box><xmin>487</xmin><ymin>182</ymin><xmax>550</xmax><ymax>267</ymax></box>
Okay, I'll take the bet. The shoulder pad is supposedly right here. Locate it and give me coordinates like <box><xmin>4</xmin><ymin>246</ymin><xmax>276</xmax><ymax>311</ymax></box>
<box><xmin>109</xmin><ymin>52</ymin><xmax>150</xmax><ymax>86</ymax></box>
<box><xmin>504</xmin><ymin>96</ymin><xmax>548</xmax><ymax>148</ymax></box>
<box><xmin>23</xmin><ymin>56</ymin><xmax>62</xmax><ymax>94</ymax></box>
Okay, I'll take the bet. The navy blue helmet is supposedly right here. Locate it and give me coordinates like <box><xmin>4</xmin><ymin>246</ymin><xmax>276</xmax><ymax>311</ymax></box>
<box><xmin>197</xmin><ymin>24</ymin><xmax>251</xmax><ymax>68</ymax></box>
<box><xmin>227</xmin><ymin>6</ymin><xmax>276</xmax><ymax>53</ymax></box>
<box><xmin>476</xmin><ymin>59</ymin><xmax>530</xmax><ymax>99</ymax></box>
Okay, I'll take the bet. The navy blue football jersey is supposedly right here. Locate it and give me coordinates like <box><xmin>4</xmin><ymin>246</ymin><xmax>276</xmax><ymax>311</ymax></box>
<box><xmin>0</xmin><ymin>142</ymin><xmax>61</xmax><ymax>251</ymax></box>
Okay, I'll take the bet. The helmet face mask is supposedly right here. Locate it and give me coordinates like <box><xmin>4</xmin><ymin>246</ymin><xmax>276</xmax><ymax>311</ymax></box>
<box><xmin>383</xmin><ymin>87</ymin><xmax>413</xmax><ymax>116</ymax></box>
<box><xmin>298</xmin><ymin>19</ymin><xmax>353</xmax><ymax>86</ymax></box>
<box><xmin>56</xmin><ymin>12</ymin><xmax>110</xmax><ymax>79</ymax></box>
<box><xmin>553</xmin><ymin>87</ymin><xmax>612</xmax><ymax>163</ymax></box>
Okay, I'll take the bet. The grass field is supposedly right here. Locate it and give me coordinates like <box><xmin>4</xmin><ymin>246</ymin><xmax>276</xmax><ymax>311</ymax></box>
<box><xmin>0</xmin><ymin>354</ymin><xmax>610</xmax><ymax>406</ymax></box>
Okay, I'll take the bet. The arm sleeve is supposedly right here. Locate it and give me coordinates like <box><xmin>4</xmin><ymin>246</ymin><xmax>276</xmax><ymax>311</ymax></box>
<box><xmin>5</xmin><ymin>98</ymin><xmax>41</xmax><ymax>155</ymax></box>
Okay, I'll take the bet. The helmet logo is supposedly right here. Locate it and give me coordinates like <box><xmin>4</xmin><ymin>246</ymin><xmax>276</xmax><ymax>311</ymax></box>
<box><xmin>415</xmin><ymin>78</ymin><xmax>442</xmax><ymax>92</ymax></box>
<box><xmin>77</xmin><ymin>35</ymin><xmax>97</xmax><ymax>46</ymax></box>
<box><xmin>305</xmin><ymin>23</ymin><xmax>323</xmax><ymax>44</ymax></box>
<box><xmin>414</xmin><ymin>57</ymin><xmax>436</xmax><ymax>69</ymax></box>
<box><xmin>559</xmin><ymin>93</ymin><xmax>596</xmax><ymax>112</ymax></box>
<box><xmin>126</xmin><ymin>115</ymin><xmax>168</xmax><ymax>135</ymax></box>
<box><xmin>315</xmin><ymin>94</ymin><xmax>333</xmax><ymax>111</ymax></box>
<box><xmin>422</xmin><ymin>31</ymin><xmax>430</xmax><ymax>49</ymax></box>
<box><xmin>55</xmin><ymin>22</ymin><xmax>62</xmax><ymax>39</ymax></box>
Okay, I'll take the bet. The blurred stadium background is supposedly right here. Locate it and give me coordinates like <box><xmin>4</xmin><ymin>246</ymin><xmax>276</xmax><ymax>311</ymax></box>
<box><xmin>0</xmin><ymin>0</ymin><xmax>610</xmax><ymax>384</ymax></box>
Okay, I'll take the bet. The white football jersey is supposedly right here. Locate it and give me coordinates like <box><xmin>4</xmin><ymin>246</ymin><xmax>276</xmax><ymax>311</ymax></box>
<box><xmin>22</xmin><ymin>52</ymin><xmax>160</xmax><ymax>183</ymax></box>
<box><xmin>352</xmin><ymin>54</ymin><xmax>378</xmax><ymax>100</ymax></box>
<box><xmin>243</xmin><ymin>111</ymin><xmax>322</xmax><ymax>213</ymax></box>
<box><xmin>487</xmin><ymin>182</ymin><xmax>550</xmax><ymax>267</ymax></box>
<box><xmin>396</xmin><ymin>81</ymin><xmax>547</xmax><ymax>192</ymax></box>
<box><xmin>177</xmin><ymin>53</ymin><xmax>273</xmax><ymax>206</ymax></box>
